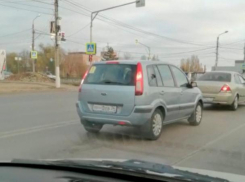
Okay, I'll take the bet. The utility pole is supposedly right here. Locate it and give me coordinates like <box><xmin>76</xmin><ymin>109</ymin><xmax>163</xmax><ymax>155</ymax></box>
<box><xmin>214</xmin><ymin>36</ymin><xmax>219</xmax><ymax>71</ymax></box>
<box><xmin>54</xmin><ymin>0</ymin><xmax>60</xmax><ymax>88</ymax></box>
<box><xmin>214</xmin><ymin>31</ymin><xmax>228</xmax><ymax>71</ymax></box>
<box><xmin>32</xmin><ymin>23</ymin><xmax>35</xmax><ymax>72</ymax></box>
<box><xmin>243</xmin><ymin>43</ymin><xmax>245</xmax><ymax>74</ymax></box>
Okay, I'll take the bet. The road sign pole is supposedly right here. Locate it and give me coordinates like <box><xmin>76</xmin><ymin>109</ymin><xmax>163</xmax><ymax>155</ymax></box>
<box><xmin>90</xmin><ymin>13</ymin><xmax>93</xmax><ymax>43</ymax></box>
<box><xmin>18</xmin><ymin>59</ymin><xmax>19</xmax><ymax>74</ymax></box>
<box><xmin>89</xmin><ymin>0</ymin><xmax>145</xmax><ymax>63</ymax></box>
<box><xmin>32</xmin><ymin>23</ymin><xmax>35</xmax><ymax>73</ymax></box>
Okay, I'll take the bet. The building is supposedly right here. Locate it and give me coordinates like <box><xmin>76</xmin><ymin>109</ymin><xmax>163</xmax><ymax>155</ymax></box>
<box><xmin>62</xmin><ymin>52</ymin><xmax>101</xmax><ymax>78</ymax></box>
<box><xmin>212</xmin><ymin>60</ymin><xmax>245</xmax><ymax>74</ymax></box>
<box><xmin>66</xmin><ymin>52</ymin><xmax>101</xmax><ymax>66</ymax></box>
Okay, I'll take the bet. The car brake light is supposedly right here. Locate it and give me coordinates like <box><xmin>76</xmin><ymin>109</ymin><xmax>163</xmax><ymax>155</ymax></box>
<box><xmin>79</xmin><ymin>70</ymin><xmax>88</xmax><ymax>92</ymax></box>
<box><xmin>135</xmin><ymin>62</ymin><xmax>143</xmax><ymax>96</ymax></box>
<box><xmin>220</xmin><ymin>84</ymin><xmax>231</xmax><ymax>92</ymax></box>
<box><xmin>118</xmin><ymin>121</ymin><xmax>126</xmax><ymax>125</ymax></box>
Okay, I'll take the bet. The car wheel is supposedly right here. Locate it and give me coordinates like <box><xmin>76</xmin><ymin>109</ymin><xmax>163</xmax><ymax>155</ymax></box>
<box><xmin>188</xmin><ymin>102</ymin><xmax>202</xmax><ymax>126</ymax></box>
<box><xmin>231</xmin><ymin>96</ymin><xmax>238</xmax><ymax>111</ymax></box>
<box><xmin>82</xmin><ymin>121</ymin><xmax>103</xmax><ymax>133</ymax></box>
<box><xmin>141</xmin><ymin>109</ymin><xmax>163</xmax><ymax>140</ymax></box>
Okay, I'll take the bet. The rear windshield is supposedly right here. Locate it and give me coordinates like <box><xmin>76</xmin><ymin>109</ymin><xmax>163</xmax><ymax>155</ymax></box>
<box><xmin>198</xmin><ymin>72</ymin><xmax>231</xmax><ymax>82</ymax></box>
<box><xmin>84</xmin><ymin>64</ymin><xmax>136</xmax><ymax>86</ymax></box>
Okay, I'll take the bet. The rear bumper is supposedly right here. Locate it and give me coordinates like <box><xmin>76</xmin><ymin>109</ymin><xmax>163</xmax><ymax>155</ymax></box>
<box><xmin>76</xmin><ymin>101</ymin><xmax>153</xmax><ymax>126</ymax></box>
<box><xmin>203</xmin><ymin>92</ymin><xmax>234</xmax><ymax>105</ymax></box>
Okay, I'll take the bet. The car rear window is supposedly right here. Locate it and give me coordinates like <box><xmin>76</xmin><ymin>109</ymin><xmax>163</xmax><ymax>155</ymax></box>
<box><xmin>198</xmin><ymin>72</ymin><xmax>231</xmax><ymax>82</ymax></box>
<box><xmin>84</xmin><ymin>64</ymin><xmax>136</xmax><ymax>86</ymax></box>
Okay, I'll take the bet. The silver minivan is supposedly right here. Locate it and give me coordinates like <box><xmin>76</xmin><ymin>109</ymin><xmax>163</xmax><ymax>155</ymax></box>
<box><xmin>76</xmin><ymin>60</ymin><xmax>203</xmax><ymax>140</ymax></box>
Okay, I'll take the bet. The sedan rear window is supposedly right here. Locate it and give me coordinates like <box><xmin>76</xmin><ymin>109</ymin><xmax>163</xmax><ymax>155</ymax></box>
<box><xmin>84</xmin><ymin>64</ymin><xmax>136</xmax><ymax>86</ymax></box>
<box><xmin>198</xmin><ymin>72</ymin><xmax>231</xmax><ymax>82</ymax></box>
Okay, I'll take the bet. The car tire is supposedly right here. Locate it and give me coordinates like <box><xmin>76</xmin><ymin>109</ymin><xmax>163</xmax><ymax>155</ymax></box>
<box><xmin>231</xmin><ymin>95</ymin><xmax>239</xmax><ymax>111</ymax></box>
<box><xmin>188</xmin><ymin>102</ymin><xmax>202</xmax><ymax>126</ymax></box>
<box><xmin>82</xmin><ymin>121</ymin><xmax>103</xmax><ymax>133</ymax></box>
<box><xmin>141</xmin><ymin>109</ymin><xmax>163</xmax><ymax>140</ymax></box>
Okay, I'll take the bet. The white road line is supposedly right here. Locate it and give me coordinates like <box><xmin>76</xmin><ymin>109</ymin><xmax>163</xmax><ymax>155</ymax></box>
<box><xmin>173</xmin><ymin>122</ymin><xmax>245</xmax><ymax>165</ymax></box>
<box><xmin>0</xmin><ymin>119</ymin><xmax>78</xmax><ymax>135</ymax></box>
<box><xmin>0</xmin><ymin>120</ymin><xmax>79</xmax><ymax>139</ymax></box>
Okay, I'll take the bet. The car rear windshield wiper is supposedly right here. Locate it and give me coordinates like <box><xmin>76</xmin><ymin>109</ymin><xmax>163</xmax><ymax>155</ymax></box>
<box><xmin>10</xmin><ymin>159</ymin><xmax>230</xmax><ymax>182</ymax></box>
<box><xmin>100</xmin><ymin>80</ymin><xmax>127</xmax><ymax>85</ymax></box>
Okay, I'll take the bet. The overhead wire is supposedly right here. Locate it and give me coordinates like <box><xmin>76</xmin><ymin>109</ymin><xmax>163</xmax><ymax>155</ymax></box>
<box><xmin>0</xmin><ymin>28</ymin><xmax>31</xmax><ymax>38</ymax></box>
<box><xmin>62</xmin><ymin>0</ymin><xmax>213</xmax><ymax>46</ymax></box>
<box><xmin>0</xmin><ymin>0</ymin><xmax>54</xmax><ymax>10</ymax></box>
<box><xmin>0</xmin><ymin>3</ymin><xmax>53</xmax><ymax>15</ymax></box>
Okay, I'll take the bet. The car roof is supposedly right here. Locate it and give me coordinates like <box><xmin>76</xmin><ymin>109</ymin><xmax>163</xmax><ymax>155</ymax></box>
<box><xmin>93</xmin><ymin>60</ymin><xmax>177</xmax><ymax>67</ymax></box>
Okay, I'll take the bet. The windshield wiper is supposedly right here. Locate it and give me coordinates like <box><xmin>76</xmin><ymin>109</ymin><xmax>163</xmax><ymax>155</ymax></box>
<box><xmin>10</xmin><ymin>159</ymin><xmax>230</xmax><ymax>182</ymax></box>
<box><xmin>100</xmin><ymin>80</ymin><xmax>126</xmax><ymax>85</ymax></box>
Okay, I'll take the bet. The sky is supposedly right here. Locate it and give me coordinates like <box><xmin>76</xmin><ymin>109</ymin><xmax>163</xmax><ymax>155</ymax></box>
<box><xmin>0</xmin><ymin>0</ymin><xmax>245</xmax><ymax>70</ymax></box>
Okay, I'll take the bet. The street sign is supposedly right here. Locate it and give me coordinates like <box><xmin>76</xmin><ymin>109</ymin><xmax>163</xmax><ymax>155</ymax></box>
<box><xmin>86</xmin><ymin>43</ymin><xmax>96</xmax><ymax>55</ymax></box>
<box><xmin>136</xmin><ymin>0</ymin><xmax>145</xmax><ymax>7</ymax></box>
<box><xmin>31</xmin><ymin>51</ymin><xmax>38</xmax><ymax>59</ymax></box>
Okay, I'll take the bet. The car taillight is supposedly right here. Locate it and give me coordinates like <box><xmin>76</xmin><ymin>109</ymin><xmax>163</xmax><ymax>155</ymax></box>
<box><xmin>135</xmin><ymin>62</ymin><xmax>143</xmax><ymax>95</ymax></box>
<box><xmin>220</xmin><ymin>84</ymin><xmax>231</xmax><ymax>92</ymax></box>
<box><xmin>79</xmin><ymin>70</ymin><xmax>88</xmax><ymax>92</ymax></box>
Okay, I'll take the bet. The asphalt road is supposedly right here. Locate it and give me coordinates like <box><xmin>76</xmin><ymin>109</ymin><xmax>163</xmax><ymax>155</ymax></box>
<box><xmin>1</xmin><ymin>91</ymin><xmax>245</xmax><ymax>176</ymax></box>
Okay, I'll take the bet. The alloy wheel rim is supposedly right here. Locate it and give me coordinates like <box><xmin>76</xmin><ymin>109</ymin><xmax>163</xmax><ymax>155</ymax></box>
<box><xmin>196</xmin><ymin>105</ymin><xmax>202</xmax><ymax>123</ymax></box>
<box><xmin>152</xmin><ymin>113</ymin><xmax>162</xmax><ymax>136</ymax></box>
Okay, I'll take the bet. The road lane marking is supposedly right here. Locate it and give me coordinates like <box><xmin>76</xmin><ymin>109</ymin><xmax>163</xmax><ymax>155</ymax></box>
<box><xmin>0</xmin><ymin>120</ymin><xmax>80</xmax><ymax>139</ymax></box>
<box><xmin>173</xmin><ymin>121</ymin><xmax>245</xmax><ymax>165</ymax></box>
<box><xmin>0</xmin><ymin>119</ymin><xmax>78</xmax><ymax>135</ymax></box>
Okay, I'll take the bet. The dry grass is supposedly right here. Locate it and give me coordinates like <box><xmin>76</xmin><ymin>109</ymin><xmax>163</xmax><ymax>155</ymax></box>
<box><xmin>6</xmin><ymin>72</ymin><xmax>54</xmax><ymax>83</ymax></box>
<box><xmin>0</xmin><ymin>82</ymin><xmax>77</xmax><ymax>95</ymax></box>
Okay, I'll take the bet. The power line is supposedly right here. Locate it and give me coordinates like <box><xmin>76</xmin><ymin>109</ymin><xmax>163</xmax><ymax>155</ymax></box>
<box><xmin>222</xmin><ymin>39</ymin><xmax>245</xmax><ymax>46</ymax></box>
<box><xmin>62</xmin><ymin>0</ymin><xmax>213</xmax><ymax>46</ymax></box>
<box><xmin>219</xmin><ymin>47</ymin><xmax>243</xmax><ymax>51</ymax></box>
<box><xmin>0</xmin><ymin>3</ymin><xmax>53</xmax><ymax>15</ymax></box>
<box><xmin>66</xmin><ymin>23</ymin><xmax>90</xmax><ymax>37</ymax></box>
<box><xmin>0</xmin><ymin>28</ymin><xmax>31</xmax><ymax>38</ymax></box>
<box><xmin>65</xmin><ymin>38</ymin><xmax>216</xmax><ymax>57</ymax></box>
<box><xmin>0</xmin><ymin>1</ymin><xmax>54</xmax><ymax>10</ymax></box>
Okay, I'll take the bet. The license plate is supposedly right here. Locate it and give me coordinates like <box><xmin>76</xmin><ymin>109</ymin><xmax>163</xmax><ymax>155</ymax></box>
<box><xmin>93</xmin><ymin>105</ymin><xmax>117</xmax><ymax>113</ymax></box>
<box><xmin>203</xmin><ymin>98</ymin><xmax>214</xmax><ymax>102</ymax></box>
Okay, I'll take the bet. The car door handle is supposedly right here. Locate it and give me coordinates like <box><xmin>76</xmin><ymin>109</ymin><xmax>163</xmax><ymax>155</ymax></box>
<box><xmin>159</xmin><ymin>91</ymin><xmax>165</xmax><ymax>95</ymax></box>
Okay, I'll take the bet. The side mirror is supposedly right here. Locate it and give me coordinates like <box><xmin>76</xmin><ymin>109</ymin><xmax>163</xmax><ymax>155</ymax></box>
<box><xmin>191</xmin><ymin>82</ymin><xmax>198</xmax><ymax>87</ymax></box>
<box><xmin>187</xmin><ymin>82</ymin><xmax>197</xmax><ymax>88</ymax></box>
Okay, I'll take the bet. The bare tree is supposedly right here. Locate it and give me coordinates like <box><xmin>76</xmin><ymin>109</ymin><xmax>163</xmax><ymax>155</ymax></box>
<box><xmin>102</xmin><ymin>46</ymin><xmax>118</xmax><ymax>61</ymax></box>
<box><xmin>180</xmin><ymin>55</ymin><xmax>204</xmax><ymax>72</ymax></box>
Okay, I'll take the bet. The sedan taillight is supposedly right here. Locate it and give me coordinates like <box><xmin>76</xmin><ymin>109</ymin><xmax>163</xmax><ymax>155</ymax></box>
<box><xmin>220</xmin><ymin>84</ymin><xmax>231</xmax><ymax>92</ymax></box>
